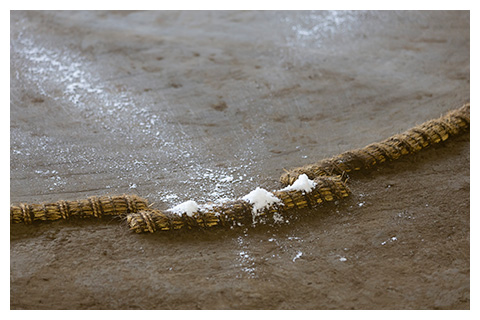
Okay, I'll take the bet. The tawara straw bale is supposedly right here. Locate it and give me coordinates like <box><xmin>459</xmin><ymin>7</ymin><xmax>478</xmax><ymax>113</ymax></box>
<box><xmin>127</xmin><ymin>175</ymin><xmax>350</xmax><ymax>233</ymax></box>
<box><xmin>11</xmin><ymin>194</ymin><xmax>149</xmax><ymax>224</ymax></box>
<box><xmin>11</xmin><ymin>103</ymin><xmax>470</xmax><ymax>233</ymax></box>
<box><xmin>280</xmin><ymin>103</ymin><xmax>470</xmax><ymax>186</ymax></box>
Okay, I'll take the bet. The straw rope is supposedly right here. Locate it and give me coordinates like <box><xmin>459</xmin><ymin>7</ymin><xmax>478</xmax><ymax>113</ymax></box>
<box><xmin>10</xmin><ymin>194</ymin><xmax>149</xmax><ymax>224</ymax></box>
<box><xmin>127</xmin><ymin>175</ymin><xmax>350</xmax><ymax>233</ymax></box>
<box><xmin>280</xmin><ymin>103</ymin><xmax>470</xmax><ymax>185</ymax></box>
<box><xmin>11</xmin><ymin>103</ymin><xmax>470</xmax><ymax>233</ymax></box>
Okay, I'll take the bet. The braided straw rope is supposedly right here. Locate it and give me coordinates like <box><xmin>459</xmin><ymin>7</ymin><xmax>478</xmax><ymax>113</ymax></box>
<box><xmin>280</xmin><ymin>103</ymin><xmax>470</xmax><ymax>185</ymax></box>
<box><xmin>11</xmin><ymin>103</ymin><xmax>470</xmax><ymax>233</ymax></box>
<box><xmin>10</xmin><ymin>194</ymin><xmax>149</xmax><ymax>224</ymax></box>
<box><xmin>127</xmin><ymin>175</ymin><xmax>350</xmax><ymax>233</ymax></box>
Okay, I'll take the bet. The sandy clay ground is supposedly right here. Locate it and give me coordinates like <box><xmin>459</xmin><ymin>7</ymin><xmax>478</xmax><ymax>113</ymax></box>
<box><xmin>10</xmin><ymin>11</ymin><xmax>469</xmax><ymax>309</ymax></box>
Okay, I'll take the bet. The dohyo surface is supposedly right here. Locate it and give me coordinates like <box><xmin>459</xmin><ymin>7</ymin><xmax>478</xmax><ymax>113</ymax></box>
<box><xmin>11</xmin><ymin>11</ymin><xmax>469</xmax><ymax>309</ymax></box>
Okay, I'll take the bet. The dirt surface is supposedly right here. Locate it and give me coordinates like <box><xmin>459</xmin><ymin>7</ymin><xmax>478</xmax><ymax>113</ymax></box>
<box><xmin>10</xmin><ymin>11</ymin><xmax>470</xmax><ymax>309</ymax></box>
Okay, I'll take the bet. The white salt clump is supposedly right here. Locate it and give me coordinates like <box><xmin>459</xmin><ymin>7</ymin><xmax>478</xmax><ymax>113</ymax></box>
<box><xmin>168</xmin><ymin>200</ymin><xmax>199</xmax><ymax>217</ymax></box>
<box><xmin>279</xmin><ymin>174</ymin><xmax>317</xmax><ymax>193</ymax></box>
<box><xmin>242</xmin><ymin>187</ymin><xmax>281</xmax><ymax>215</ymax></box>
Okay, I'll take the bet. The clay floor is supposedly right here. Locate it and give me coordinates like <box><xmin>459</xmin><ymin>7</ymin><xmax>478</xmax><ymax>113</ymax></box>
<box><xmin>10</xmin><ymin>11</ymin><xmax>469</xmax><ymax>309</ymax></box>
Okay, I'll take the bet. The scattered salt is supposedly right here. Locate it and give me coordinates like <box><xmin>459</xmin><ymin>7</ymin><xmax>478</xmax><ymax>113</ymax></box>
<box><xmin>293</xmin><ymin>251</ymin><xmax>303</xmax><ymax>262</ymax></box>
<box><xmin>168</xmin><ymin>200</ymin><xmax>199</xmax><ymax>217</ymax></box>
<box><xmin>164</xmin><ymin>194</ymin><xmax>179</xmax><ymax>200</ymax></box>
<box><xmin>279</xmin><ymin>174</ymin><xmax>317</xmax><ymax>193</ymax></box>
<box><xmin>272</xmin><ymin>212</ymin><xmax>284</xmax><ymax>223</ymax></box>
<box><xmin>242</xmin><ymin>187</ymin><xmax>281</xmax><ymax>215</ymax></box>
<box><xmin>219</xmin><ymin>175</ymin><xmax>234</xmax><ymax>182</ymax></box>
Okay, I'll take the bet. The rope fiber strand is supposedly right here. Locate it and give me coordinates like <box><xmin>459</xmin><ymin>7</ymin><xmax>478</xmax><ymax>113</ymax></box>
<box><xmin>10</xmin><ymin>103</ymin><xmax>470</xmax><ymax>234</ymax></box>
